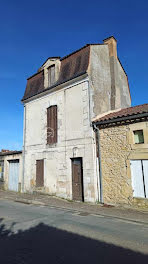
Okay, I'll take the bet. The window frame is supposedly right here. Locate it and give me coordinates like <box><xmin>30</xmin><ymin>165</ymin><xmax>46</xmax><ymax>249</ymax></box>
<box><xmin>133</xmin><ymin>129</ymin><xmax>144</xmax><ymax>144</ymax></box>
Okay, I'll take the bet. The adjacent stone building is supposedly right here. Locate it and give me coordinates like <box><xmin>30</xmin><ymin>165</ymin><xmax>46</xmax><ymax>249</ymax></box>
<box><xmin>21</xmin><ymin>36</ymin><xmax>131</xmax><ymax>203</ymax></box>
<box><xmin>93</xmin><ymin>104</ymin><xmax>148</xmax><ymax>207</ymax></box>
<box><xmin>0</xmin><ymin>150</ymin><xmax>22</xmax><ymax>192</ymax></box>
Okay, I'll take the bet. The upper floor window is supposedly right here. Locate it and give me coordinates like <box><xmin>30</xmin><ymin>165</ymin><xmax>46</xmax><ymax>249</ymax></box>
<box><xmin>48</xmin><ymin>65</ymin><xmax>55</xmax><ymax>87</ymax></box>
<box><xmin>47</xmin><ymin>105</ymin><xmax>57</xmax><ymax>144</ymax></box>
<box><xmin>133</xmin><ymin>130</ymin><xmax>144</xmax><ymax>144</ymax></box>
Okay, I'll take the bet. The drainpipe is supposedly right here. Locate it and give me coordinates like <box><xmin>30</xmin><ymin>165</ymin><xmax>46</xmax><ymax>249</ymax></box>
<box><xmin>22</xmin><ymin>105</ymin><xmax>26</xmax><ymax>193</ymax></box>
<box><xmin>93</xmin><ymin>124</ymin><xmax>103</xmax><ymax>203</ymax></box>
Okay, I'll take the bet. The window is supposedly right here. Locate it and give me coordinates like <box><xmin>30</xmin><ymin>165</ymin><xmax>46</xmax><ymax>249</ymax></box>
<box><xmin>133</xmin><ymin>130</ymin><xmax>144</xmax><ymax>144</ymax></box>
<box><xmin>47</xmin><ymin>105</ymin><xmax>57</xmax><ymax>144</ymax></box>
<box><xmin>48</xmin><ymin>65</ymin><xmax>55</xmax><ymax>87</ymax></box>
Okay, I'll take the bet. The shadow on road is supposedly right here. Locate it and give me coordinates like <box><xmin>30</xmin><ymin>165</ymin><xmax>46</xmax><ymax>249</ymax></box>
<box><xmin>0</xmin><ymin>218</ymin><xmax>147</xmax><ymax>263</ymax></box>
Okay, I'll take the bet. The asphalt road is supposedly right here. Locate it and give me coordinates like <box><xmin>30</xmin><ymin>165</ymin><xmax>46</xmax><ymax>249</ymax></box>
<box><xmin>0</xmin><ymin>199</ymin><xmax>148</xmax><ymax>263</ymax></box>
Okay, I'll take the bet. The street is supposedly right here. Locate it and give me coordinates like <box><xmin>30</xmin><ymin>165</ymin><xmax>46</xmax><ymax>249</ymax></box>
<box><xmin>0</xmin><ymin>199</ymin><xmax>148</xmax><ymax>263</ymax></box>
<box><xmin>0</xmin><ymin>200</ymin><xmax>148</xmax><ymax>264</ymax></box>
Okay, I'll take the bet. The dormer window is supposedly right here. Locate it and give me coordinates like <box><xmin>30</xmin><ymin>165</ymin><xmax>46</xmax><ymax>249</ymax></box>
<box><xmin>48</xmin><ymin>65</ymin><xmax>55</xmax><ymax>87</ymax></box>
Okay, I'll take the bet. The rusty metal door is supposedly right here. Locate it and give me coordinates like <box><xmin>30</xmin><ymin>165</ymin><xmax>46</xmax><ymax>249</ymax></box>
<box><xmin>36</xmin><ymin>160</ymin><xmax>44</xmax><ymax>187</ymax></box>
<box><xmin>72</xmin><ymin>158</ymin><xmax>84</xmax><ymax>201</ymax></box>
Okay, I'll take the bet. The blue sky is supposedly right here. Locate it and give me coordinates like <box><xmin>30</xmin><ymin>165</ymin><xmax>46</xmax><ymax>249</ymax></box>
<box><xmin>0</xmin><ymin>0</ymin><xmax>148</xmax><ymax>150</ymax></box>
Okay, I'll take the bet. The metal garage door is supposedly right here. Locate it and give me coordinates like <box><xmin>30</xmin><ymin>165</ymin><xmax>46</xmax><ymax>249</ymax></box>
<box><xmin>8</xmin><ymin>160</ymin><xmax>19</xmax><ymax>192</ymax></box>
<box><xmin>130</xmin><ymin>160</ymin><xmax>148</xmax><ymax>198</ymax></box>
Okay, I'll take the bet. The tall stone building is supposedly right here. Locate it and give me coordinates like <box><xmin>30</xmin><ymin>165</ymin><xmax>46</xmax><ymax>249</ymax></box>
<box><xmin>22</xmin><ymin>36</ymin><xmax>131</xmax><ymax>202</ymax></box>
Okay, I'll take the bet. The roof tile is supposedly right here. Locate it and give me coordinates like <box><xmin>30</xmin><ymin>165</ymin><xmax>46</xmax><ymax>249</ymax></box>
<box><xmin>94</xmin><ymin>104</ymin><xmax>148</xmax><ymax>123</ymax></box>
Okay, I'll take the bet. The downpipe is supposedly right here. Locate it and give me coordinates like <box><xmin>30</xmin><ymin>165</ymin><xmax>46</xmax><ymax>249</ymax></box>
<box><xmin>22</xmin><ymin>105</ymin><xmax>26</xmax><ymax>193</ymax></box>
<box><xmin>93</xmin><ymin>124</ymin><xmax>103</xmax><ymax>203</ymax></box>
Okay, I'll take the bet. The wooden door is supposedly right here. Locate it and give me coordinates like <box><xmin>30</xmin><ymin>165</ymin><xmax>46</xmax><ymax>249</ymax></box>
<box><xmin>72</xmin><ymin>158</ymin><xmax>84</xmax><ymax>201</ymax></box>
<box><xmin>36</xmin><ymin>160</ymin><xmax>44</xmax><ymax>187</ymax></box>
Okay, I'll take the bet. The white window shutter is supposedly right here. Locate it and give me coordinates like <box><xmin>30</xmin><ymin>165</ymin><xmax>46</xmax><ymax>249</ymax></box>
<box><xmin>130</xmin><ymin>160</ymin><xmax>145</xmax><ymax>198</ymax></box>
<box><xmin>143</xmin><ymin>160</ymin><xmax>148</xmax><ymax>198</ymax></box>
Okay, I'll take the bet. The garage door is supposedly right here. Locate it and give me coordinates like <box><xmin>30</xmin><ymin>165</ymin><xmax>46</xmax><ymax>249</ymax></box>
<box><xmin>8</xmin><ymin>160</ymin><xmax>19</xmax><ymax>192</ymax></box>
<box><xmin>130</xmin><ymin>160</ymin><xmax>148</xmax><ymax>198</ymax></box>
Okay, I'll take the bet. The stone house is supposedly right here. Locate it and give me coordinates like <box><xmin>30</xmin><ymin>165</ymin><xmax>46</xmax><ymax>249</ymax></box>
<box><xmin>0</xmin><ymin>150</ymin><xmax>22</xmax><ymax>192</ymax></box>
<box><xmin>92</xmin><ymin>104</ymin><xmax>148</xmax><ymax>207</ymax></box>
<box><xmin>21</xmin><ymin>36</ymin><xmax>131</xmax><ymax>203</ymax></box>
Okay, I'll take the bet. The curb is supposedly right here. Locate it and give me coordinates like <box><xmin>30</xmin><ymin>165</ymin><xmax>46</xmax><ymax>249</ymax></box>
<box><xmin>13</xmin><ymin>197</ymin><xmax>148</xmax><ymax>226</ymax></box>
<box><xmin>15</xmin><ymin>198</ymin><xmax>45</xmax><ymax>206</ymax></box>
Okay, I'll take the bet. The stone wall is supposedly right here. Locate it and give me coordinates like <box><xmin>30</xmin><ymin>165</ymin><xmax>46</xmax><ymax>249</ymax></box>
<box><xmin>99</xmin><ymin>121</ymin><xmax>148</xmax><ymax>206</ymax></box>
<box><xmin>99</xmin><ymin>125</ymin><xmax>133</xmax><ymax>205</ymax></box>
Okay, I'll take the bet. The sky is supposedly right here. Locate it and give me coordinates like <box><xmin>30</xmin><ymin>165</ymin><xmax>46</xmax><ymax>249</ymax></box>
<box><xmin>0</xmin><ymin>0</ymin><xmax>148</xmax><ymax>150</ymax></box>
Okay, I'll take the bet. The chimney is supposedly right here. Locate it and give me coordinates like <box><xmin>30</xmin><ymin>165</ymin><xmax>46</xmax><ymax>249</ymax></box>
<box><xmin>103</xmin><ymin>36</ymin><xmax>117</xmax><ymax>59</ymax></box>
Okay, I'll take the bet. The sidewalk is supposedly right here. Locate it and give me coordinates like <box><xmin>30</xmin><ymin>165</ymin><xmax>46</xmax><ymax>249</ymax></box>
<box><xmin>0</xmin><ymin>190</ymin><xmax>148</xmax><ymax>224</ymax></box>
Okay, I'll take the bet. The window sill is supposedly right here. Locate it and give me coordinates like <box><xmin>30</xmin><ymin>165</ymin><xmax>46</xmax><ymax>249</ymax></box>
<box><xmin>46</xmin><ymin>143</ymin><xmax>57</xmax><ymax>148</ymax></box>
<box><xmin>131</xmin><ymin>143</ymin><xmax>148</xmax><ymax>150</ymax></box>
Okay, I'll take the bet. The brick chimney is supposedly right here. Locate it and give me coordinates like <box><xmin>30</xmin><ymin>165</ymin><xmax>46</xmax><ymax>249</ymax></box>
<box><xmin>103</xmin><ymin>36</ymin><xmax>117</xmax><ymax>59</ymax></box>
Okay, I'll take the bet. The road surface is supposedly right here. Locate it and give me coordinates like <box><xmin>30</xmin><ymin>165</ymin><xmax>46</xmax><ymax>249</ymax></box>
<box><xmin>0</xmin><ymin>199</ymin><xmax>148</xmax><ymax>263</ymax></box>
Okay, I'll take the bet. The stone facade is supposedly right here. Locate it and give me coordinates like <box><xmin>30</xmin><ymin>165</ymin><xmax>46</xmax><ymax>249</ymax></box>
<box><xmin>23</xmin><ymin>78</ymin><xmax>98</xmax><ymax>202</ymax></box>
<box><xmin>99</xmin><ymin>121</ymin><xmax>148</xmax><ymax>206</ymax></box>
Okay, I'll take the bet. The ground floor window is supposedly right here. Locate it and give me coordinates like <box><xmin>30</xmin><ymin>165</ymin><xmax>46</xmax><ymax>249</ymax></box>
<box><xmin>130</xmin><ymin>160</ymin><xmax>148</xmax><ymax>198</ymax></box>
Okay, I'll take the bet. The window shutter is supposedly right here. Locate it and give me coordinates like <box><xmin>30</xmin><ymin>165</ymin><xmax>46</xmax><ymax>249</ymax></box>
<box><xmin>47</xmin><ymin>105</ymin><xmax>57</xmax><ymax>144</ymax></box>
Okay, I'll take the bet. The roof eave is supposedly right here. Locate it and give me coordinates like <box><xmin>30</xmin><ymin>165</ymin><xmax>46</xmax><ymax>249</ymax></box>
<box><xmin>0</xmin><ymin>150</ymin><xmax>22</xmax><ymax>156</ymax></box>
<box><xmin>93</xmin><ymin>112</ymin><xmax>148</xmax><ymax>127</ymax></box>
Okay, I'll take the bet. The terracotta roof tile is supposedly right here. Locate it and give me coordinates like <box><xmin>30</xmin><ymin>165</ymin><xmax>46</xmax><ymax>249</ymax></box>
<box><xmin>93</xmin><ymin>104</ymin><xmax>148</xmax><ymax>123</ymax></box>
